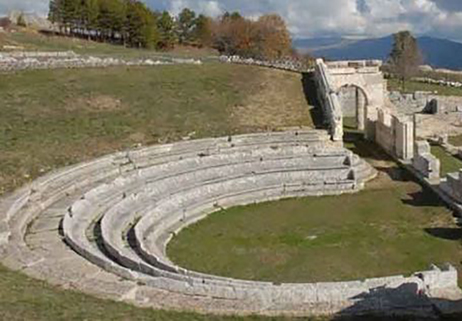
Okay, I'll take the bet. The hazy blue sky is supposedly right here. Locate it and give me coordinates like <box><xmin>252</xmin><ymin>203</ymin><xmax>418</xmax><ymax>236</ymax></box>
<box><xmin>1</xmin><ymin>0</ymin><xmax>462</xmax><ymax>41</ymax></box>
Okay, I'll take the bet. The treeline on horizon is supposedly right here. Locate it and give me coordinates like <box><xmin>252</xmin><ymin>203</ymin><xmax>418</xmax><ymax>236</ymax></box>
<box><xmin>48</xmin><ymin>0</ymin><xmax>294</xmax><ymax>60</ymax></box>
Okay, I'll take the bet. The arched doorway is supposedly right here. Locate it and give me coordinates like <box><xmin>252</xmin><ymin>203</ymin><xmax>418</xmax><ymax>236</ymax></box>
<box><xmin>337</xmin><ymin>85</ymin><xmax>369</xmax><ymax>134</ymax></box>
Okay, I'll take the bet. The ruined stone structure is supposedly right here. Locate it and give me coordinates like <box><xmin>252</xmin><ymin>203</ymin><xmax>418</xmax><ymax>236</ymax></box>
<box><xmin>442</xmin><ymin>170</ymin><xmax>462</xmax><ymax>202</ymax></box>
<box><xmin>3</xmin><ymin>129</ymin><xmax>458</xmax><ymax>318</ymax></box>
<box><xmin>314</xmin><ymin>59</ymin><xmax>385</xmax><ymax>141</ymax></box>
<box><xmin>375</xmin><ymin>109</ymin><xmax>415</xmax><ymax>161</ymax></box>
<box><xmin>389</xmin><ymin>91</ymin><xmax>462</xmax><ymax>115</ymax></box>
<box><xmin>313</xmin><ymin>59</ymin><xmax>416</xmax><ymax>161</ymax></box>
<box><xmin>220</xmin><ymin>55</ymin><xmax>310</xmax><ymax>73</ymax></box>
<box><xmin>413</xmin><ymin>140</ymin><xmax>441</xmax><ymax>181</ymax></box>
<box><xmin>10</xmin><ymin>130</ymin><xmax>446</xmax><ymax>318</ymax></box>
<box><xmin>1</xmin><ymin>53</ymin><xmax>462</xmax><ymax>318</ymax></box>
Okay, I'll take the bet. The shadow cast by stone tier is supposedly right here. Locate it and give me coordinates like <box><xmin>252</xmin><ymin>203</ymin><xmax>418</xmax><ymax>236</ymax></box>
<box><xmin>332</xmin><ymin>283</ymin><xmax>462</xmax><ymax>321</ymax></box>
<box><xmin>301</xmin><ymin>71</ymin><xmax>326</xmax><ymax>129</ymax></box>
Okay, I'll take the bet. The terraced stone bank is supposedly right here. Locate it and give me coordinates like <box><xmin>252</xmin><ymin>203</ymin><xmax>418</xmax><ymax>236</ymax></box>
<box><xmin>1</xmin><ymin>129</ymin><xmax>460</xmax><ymax>317</ymax></box>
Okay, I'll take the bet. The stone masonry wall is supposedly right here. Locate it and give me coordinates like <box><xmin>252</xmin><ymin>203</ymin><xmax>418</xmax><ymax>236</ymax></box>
<box><xmin>219</xmin><ymin>55</ymin><xmax>311</xmax><ymax>73</ymax></box>
<box><xmin>314</xmin><ymin>59</ymin><xmax>344</xmax><ymax>141</ymax></box>
<box><xmin>375</xmin><ymin>109</ymin><xmax>414</xmax><ymax>161</ymax></box>
<box><xmin>389</xmin><ymin>91</ymin><xmax>462</xmax><ymax>115</ymax></box>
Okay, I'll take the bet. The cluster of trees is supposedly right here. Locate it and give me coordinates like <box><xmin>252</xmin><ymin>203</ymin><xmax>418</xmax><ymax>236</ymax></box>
<box><xmin>213</xmin><ymin>12</ymin><xmax>292</xmax><ymax>59</ymax></box>
<box><xmin>48</xmin><ymin>0</ymin><xmax>197</xmax><ymax>49</ymax></box>
<box><xmin>47</xmin><ymin>0</ymin><xmax>293</xmax><ymax>59</ymax></box>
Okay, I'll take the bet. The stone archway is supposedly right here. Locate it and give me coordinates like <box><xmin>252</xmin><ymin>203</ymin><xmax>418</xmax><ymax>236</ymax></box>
<box><xmin>314</xmin><ymin>59</ymin><xmax>385</xmax><ymax>141</ymax></box>
<box><xmin>337</xmin><ymin>84</ymin><xmax>369</xmax><ymax>132</ymax></box>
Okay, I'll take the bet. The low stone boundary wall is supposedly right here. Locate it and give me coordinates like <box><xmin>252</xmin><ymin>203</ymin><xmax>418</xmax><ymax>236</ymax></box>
<box><xmin>415</xmin><ymin>77</ymin><xmax>462</xmax><ymax>89</ymax></box>
<box><xmin>0</xmin><ymin>51</ymin><xmax>78</xmax><ymax>59</ymax></box>
<box><xmin>0</xmin><ymin>51</ymin><xmax>202</xmax><ymax>72</ymax></box>
<box><xmin>219</xmin><ymin>55</ymin><xmax>312</xmax><ymax>73</ymax></box>
<box><xmin>389</xmin><ymin>91</ymin><xmax>462</xmax><ymax>115</ymax></box>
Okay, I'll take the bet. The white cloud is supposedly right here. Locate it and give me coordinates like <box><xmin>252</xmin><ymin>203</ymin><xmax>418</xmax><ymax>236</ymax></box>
<box><xmin>1</xmin><ymin>0</ymin><xmax>462</xmax><ymax>41</ymax></box>
<box><xmin>0</xmin><ymin>0</ymin><xmax>48</xmax><ymax>16</ymax></box>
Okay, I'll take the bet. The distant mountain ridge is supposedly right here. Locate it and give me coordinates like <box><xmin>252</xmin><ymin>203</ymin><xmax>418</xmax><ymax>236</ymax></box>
<box><xmin>293</xmin><ymin>35</ymin><xmax>462</xmax><ymax>70</ymax></box>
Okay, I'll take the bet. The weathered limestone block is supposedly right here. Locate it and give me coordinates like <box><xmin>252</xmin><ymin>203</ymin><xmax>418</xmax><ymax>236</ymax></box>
<box><xmin>375</xmin><ymin>109</ymin><xmax>414</xmax><ymax>160</ymax></box>
<box><xmin>413</xmin><ymin>141</ymin><xmax>441</xmax><ymax>181</ymax></box>
<box><xmin>417</xmin><ymin>264</ymin><xmax>458</xmax><ymax>291</ymax></box>
<box><xmin>444</xmin><ymin>170</ymin><xmax>462</xmax><ymax>201</ymax></box>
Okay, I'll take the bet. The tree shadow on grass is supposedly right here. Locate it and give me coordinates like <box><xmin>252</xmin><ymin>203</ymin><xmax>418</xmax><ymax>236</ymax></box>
<box><xmin>301</xmin><ymin>71</ymin><xmax>325</xmax><ymax>129</ymax></box>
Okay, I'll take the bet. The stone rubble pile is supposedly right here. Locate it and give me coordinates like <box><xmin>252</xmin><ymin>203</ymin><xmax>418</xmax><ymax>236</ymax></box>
<box><xmin>219</xmin><ymin>55</ymin><xmax>311</xmax><ymax>73</ymax></box>
<box><xmin>389</xmin><ymin>91</ymin><xmax>462</xmax><ymax>115</ymax></box>
<box><xmin>0</xmin><ymin>51</ymin><xmax>202</xmax><ymax>72</ymax></box>
<box><xmin>415</xmin><ymin>77</ymin><xmax>462</xmax><ymax>88</ymax></box>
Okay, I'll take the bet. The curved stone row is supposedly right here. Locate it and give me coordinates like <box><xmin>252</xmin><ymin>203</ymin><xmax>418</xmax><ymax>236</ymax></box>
<box><xmin>2</xmin><ymin>129</ymin><xmax>459</xmax><ymax>317</ymax></box>
<box><xmin>65</xmin><ymin>148</ymin><xmax>362</xmax><ymax>290</ymax></box>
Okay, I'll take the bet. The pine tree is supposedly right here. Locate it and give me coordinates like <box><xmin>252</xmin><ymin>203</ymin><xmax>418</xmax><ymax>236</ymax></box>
<box><xmin>83</xmin><ymin>0</ymin><xmax>99</xmax><ymax>40</ymax></box>
<box><xmin>177</xmin><ymin>8</ymin><xmax>196</xmax><ymax>45</ymax></box>
<box><xmin>17</xmin><ymin>13</ymin><xmax>27</xmax><ymax>27</ymax></box>
<box><xmin>194</xmin><ymin>14</ymin><xmax>213</xmax><ymax>47</ymax></box>
<box><xmin>157</xmin><ymin>11</ymin><xmax>176</xmax><ymax>49</ymax></box>
<box><xmin>389</xmin><ymin>31</ymin><xmax>423</xmax><ymax>90</ymax></box>
<box><xmin>125</xmin><ymin>1</ymin><xmax>159</xmax><ymax>48</ymax></box>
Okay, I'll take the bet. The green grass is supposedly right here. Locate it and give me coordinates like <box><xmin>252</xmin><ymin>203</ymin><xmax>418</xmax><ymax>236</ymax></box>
<box><xmin>0</xmin><ymin>264</ymin><xmax>319</xmax><ymax>321</ymax></box>
<box><xmin>449</xmin><ymin>134</ymin><xmax>462</xmax><ymax>147</ymax></box>
<box><xmin>0</xmin><ymin>63</ymin><xmax>312</xmax><ymax>195</ymax></box>
<box><xmin>168</xmin><ymin>169</ymin><xmax>461</xmax><ymax>283</ymax></box>
<box><xmin>431</xmin><ymin>145</ymin><xmax>462</xmax><ymax>176</ymax></box>
<box><xmin>343</xmin><ymin>116</ymin><xmax>358</xmax><ymax>131</ymax></box>
<box><xmin>0</xmin><ymin>30</ymin><xmax>218</xmax><ymax>59</ymax></box>
<box><xmin>387</xmin><ymin>78</ymin><xmax>462</xmax><ymax>96</ymax></box>
<box><xmin>168</xmin><ymin>138</ymin><xmax>462</xmax><ymax>284</ymax></box>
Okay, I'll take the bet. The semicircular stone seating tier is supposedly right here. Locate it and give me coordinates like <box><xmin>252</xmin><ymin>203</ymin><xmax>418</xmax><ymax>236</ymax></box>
<box><xmin>2</xmin><ymin>129</ymin><xmax>460</xmax><ymax>317</ymax></box>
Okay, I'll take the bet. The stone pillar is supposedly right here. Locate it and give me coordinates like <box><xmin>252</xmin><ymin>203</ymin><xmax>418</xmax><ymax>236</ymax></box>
<box><xmin>332</xmin><ymin>116</ymin><xmax>344</xmax><ymax>141</ymax></box>
<box><xmin>394</xmin><ymin>117</ymin><xmax>414</xmax><ymax>161</ymax></box>
<box><xmin>356</xmin><ymin>87</ymin><xmax>365</xmax><ymax>131</ymax></box>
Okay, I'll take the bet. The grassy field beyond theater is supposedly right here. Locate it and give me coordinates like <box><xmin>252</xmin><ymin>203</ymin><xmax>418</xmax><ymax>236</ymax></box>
<box><xmin>449</xmin><ymin>134</ymin><xmax>462</xmax><ymax>147</ymax></box>
<box><xmin>0</xmin><ymin>29</ymin><xmax>218</xmax><ymax>58</ymax></box>
<box><xmin>387</xmin><ymin>78</ymin><xmax>462</xmax><ymax>96</ymax></box>
<box><xmin>431</xmin><ymin>145</ymin><xmax>462</xmax><ymax>176</ymax></box>
<box><xmin>168</xmin><ymin>139</ymin><xmax>462</xmax><ymax>284</ymax></box>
